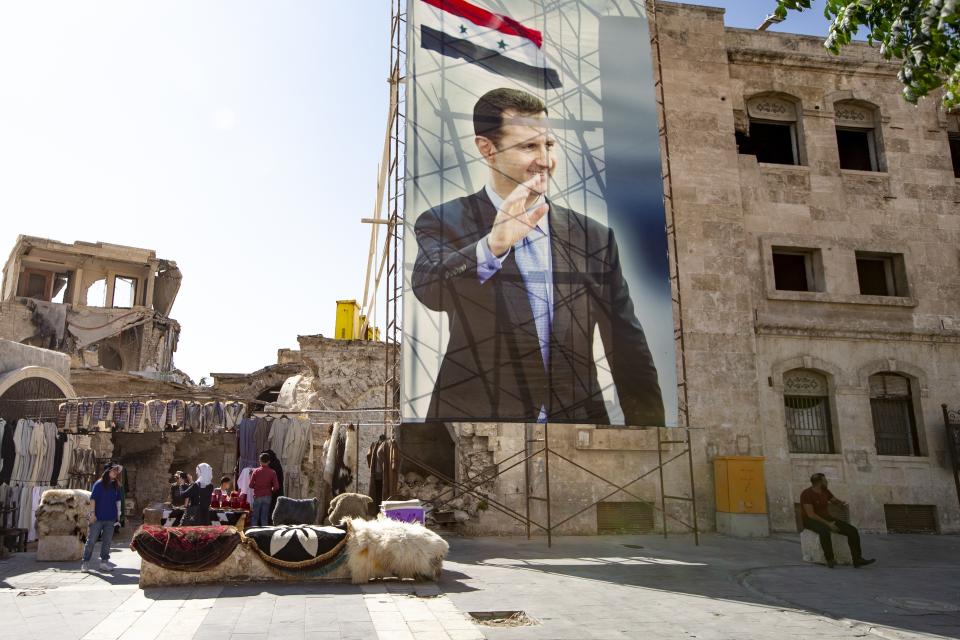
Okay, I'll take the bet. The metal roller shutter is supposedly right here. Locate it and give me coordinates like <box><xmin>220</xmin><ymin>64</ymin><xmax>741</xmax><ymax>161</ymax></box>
<box><xmin>596</xmin><ymin>502</ymin><xmax>655</xmax><ymax>534</ymax></box>
<box><xmin>884</xmin><ymin>504</ymin><xmax>938</xmax><ymax>533</ymax></box>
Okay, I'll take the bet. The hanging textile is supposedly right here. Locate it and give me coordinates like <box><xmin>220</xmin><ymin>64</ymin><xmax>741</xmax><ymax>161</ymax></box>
<box><xmin>184</xmin><ymin>401</ymin><xmax>204</xmax><ymax>431</ymax></box>
<box><xmin>77</xmin><ymin>400</ymin><xmax>93</xmax><ymax>430</ymax></box>
<box><xmin>270</xmin><ymin>416</ymin><xmax>310</xmax><ymax>499</ymax></box>
<box><xmin>223</xmin><ymin>401</ymin><xmax>246</xmax><ymax>430</ymax></box>
<box><xmin>202</xmin><ymin>401</ymin><xmax>225</xmax><ymax>432</ymax></box>
<box><xmin>111</xmin><ymin>401</ymin><xmax>130</xmax><ymax>432</ymax></box>
<box><xmin>254</xmin><ymin>417</ymin><xmax>273</xmax><ymax>458</ymax></box>
<box><xmin>91</xmin><ymin>400</ymin><xmax>111</xmax><ymax>430</ymax></box>
<box><xmin>0</xmin><ymin>418</ymin><xmax>14</xmax><ymax>485</ymax></box>
<box><xmin>129</xmin><ymin>400</ymin><xmax>147</xmax><ymax>432</ymax></box>
<box><xmin>166</xmin><ymin>399</ymin><xmax>186</xmax><ymax>429</ymax></box>
<box><xmin>237</xmin><ymin>418</ymin><xmax>258</xmax><ymax>471</ymax></box>
<box><xmin>367</xmin><ymin>437</ymin><xmax>387</xmax><ymax>506</ymax></box>
<box><xmin>56</xmin><ymin>401</ymin><xmax>78</xmax><ymax>433</ymax></box>
<box><xmin>146</xmin><ymin>399</ymin><xmax>167</xmax><ymax>431</ymax></box>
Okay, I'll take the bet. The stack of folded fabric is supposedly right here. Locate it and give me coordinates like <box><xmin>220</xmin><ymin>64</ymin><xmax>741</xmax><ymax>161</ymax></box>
<box><xmin>381</xmin><ymin>499</ymin><xmax>425</xmax><ymax>525</ymax></box>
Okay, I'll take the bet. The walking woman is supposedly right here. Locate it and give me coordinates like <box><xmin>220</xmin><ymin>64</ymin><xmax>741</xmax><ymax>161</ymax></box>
<box><xmin>173</xmin><ymin>462</ymin><xmax>215</xmax><ymax>526</ymax></box>
<box><xmin>81</xmin><ymin>463</ymin><xmax>123</xmax><ymax>572</ymax></box>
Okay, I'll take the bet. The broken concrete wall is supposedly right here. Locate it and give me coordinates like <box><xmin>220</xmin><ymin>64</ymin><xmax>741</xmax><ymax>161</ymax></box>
<box><xmin>0</xmin><ymin>235</ymin><xmax>182</xmax><ymax>374</ymax></box>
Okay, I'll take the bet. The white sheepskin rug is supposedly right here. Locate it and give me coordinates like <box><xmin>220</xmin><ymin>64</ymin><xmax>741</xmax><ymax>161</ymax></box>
<box><xmin>344</xmin><ymin>517</ymin><xmax>448</xmax><ymax>584</ymax></box>
<box><xmin>36</xmin><ymin>489</ymin><xmax>92</xmax><ymax>538</ymax></box>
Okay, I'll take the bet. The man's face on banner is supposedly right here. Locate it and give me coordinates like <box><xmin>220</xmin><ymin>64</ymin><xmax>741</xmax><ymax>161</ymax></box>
<box><xmin>483</xmin><ymin>109</ymin><xmax>557</xmax><ymax>199</ymax></box>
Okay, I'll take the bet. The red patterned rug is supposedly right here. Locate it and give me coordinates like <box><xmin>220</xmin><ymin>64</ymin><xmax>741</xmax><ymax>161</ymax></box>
<box><xmin>131</xmin><ymin>524</ymin><xmax>241</xmax><ymax>572</ymax></box>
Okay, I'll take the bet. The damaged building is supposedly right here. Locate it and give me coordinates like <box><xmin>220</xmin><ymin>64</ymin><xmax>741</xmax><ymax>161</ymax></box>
<box><xmin>0</xmin><ymin>235</ymin><xmax>183</xmax><ymax>376</ymax></box>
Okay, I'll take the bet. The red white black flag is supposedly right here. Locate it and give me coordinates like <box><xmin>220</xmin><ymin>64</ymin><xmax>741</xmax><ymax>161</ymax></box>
<box><xmin>418</xmin><ymin>0</ymin><xmax>562</xmax><ymax>90</ymax></box>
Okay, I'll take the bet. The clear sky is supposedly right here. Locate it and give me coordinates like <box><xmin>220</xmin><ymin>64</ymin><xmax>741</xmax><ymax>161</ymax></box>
<box><xmin>0</xmin><ymin>1</ymin><xmax>832</xmax><ymax>383</ymax></box>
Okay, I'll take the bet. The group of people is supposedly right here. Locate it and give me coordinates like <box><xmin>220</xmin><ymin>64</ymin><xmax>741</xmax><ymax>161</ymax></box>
<box><xmin>79</xmin><ymin>458</ymin><xmax>878</xmax><ymax>573</ymax></box>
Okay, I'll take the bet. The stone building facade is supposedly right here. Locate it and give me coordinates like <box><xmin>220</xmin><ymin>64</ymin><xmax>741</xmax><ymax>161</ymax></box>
<box><xmin>401</xmin><ymin>3</ymin><xmax>960</xmax><ymax>537</ymax></box>
<box><xmin>652</xmin><ymin>3</ymin><xmax>960</xmax><ymax>534</ymax></box>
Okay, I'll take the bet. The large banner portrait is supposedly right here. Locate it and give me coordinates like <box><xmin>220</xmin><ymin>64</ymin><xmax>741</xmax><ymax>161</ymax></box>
<box><xmin>402</xmin><ymin>0</ymin><xmax>678</xmax><ymax>427</ymax></box>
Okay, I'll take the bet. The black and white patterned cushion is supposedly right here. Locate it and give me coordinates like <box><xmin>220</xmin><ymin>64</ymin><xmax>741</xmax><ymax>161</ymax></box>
<box><xmin>244</xmin><ymin>525</ymin><xmax>346</xmax><ymax>564</ymax></box>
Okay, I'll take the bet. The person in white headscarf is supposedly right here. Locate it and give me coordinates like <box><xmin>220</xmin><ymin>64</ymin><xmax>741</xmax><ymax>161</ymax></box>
<box><xmin>172</xmin><ymin>462</ymin><xmax>214</xmax><ymax>526</ymax></box>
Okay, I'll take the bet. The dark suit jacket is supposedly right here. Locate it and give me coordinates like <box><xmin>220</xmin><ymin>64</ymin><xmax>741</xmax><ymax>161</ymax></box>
<box><xmin>412</xmin><ymin>188</ymin><xmax>664</xmax><ymax>425</ymax></box>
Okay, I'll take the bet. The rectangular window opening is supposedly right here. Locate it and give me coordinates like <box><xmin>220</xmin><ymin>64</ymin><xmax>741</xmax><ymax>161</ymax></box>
<box><xmin>772</xmin><ymin>248</ymin><xmax>820</xmax><ymax>292</ymax></box>
<box><xmin>837</xmin><ymin>127</ymin><xmax>878</xmax><ymax>171</ymax></box>
<box><xmin>856</xmin><ymin>252</ymin><xmax>907</xmax><ymax>297</ymax></box>
<box><xmin>112</xmin><ymin>276</ymin><xmax>137</xmax><ymax>308</ymax></box>
<box><xmin>949</xmin><ymin>133</ymin><xmax>960</xmax><ymax>179</ymax></box>
<box><xmin>738</xmin><ymin>121</ymin><xmax>799</xmax><ymax>166</ymax></box>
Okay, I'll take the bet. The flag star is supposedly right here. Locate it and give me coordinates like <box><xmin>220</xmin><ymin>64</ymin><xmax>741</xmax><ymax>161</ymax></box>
<box><xmin>459</xmin><ymin>24</ymin><xmax>467</xmax><ymax>34</ymax></box>
<box><xmin>497</xmin><ymin>39</ymin><xmax>507</xmax><ymax>49</ymax></box>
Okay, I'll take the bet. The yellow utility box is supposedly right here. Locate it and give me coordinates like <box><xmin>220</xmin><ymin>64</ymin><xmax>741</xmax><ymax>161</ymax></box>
<box><xmin>714</xmin><ymin>456</ymin><xmax>766</xmax><ymax>514</ymax></box>
<box><xmin>335</xmin><ymin>300</ymin><xmax>360</xmax><ymax>340</ymax></box>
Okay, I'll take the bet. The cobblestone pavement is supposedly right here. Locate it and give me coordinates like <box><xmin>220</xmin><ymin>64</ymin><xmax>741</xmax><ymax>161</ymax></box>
<box><xmin>1</xmin><ymin>532</ymin><xmax>958</xmax><ymax>639</ymax></box>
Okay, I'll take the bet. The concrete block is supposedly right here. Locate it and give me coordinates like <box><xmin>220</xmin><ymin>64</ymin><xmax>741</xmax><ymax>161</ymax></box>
<box><xmin>36</xmin><ymin>535</ymin><xmax>82</xmax><ymax>561</ymax></box>
<box><xmin>801</xmin><ymin>529</ymin><xmax>852</xmax><ymax>565</ymax></box>
<box><xmin>716</xmin><ymin>512</ymin><xmax>769</xmax><ymax>537</ymax></box>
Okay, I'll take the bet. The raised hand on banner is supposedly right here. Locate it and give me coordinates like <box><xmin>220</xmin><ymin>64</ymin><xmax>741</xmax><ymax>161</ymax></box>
<box><xmin>487</xmin><ymin>173</ymin><xmax>549</xmax><ymax>257</ymax></box>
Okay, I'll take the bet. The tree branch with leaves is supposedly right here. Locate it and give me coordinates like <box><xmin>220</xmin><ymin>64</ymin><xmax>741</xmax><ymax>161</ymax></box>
<box><xmin>775</xmin><ymin>0</ymin><xmax>959</xmax><ymax>108</ymax></box>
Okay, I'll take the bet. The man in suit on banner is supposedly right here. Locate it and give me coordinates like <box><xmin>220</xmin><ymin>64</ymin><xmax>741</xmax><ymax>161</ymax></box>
<box><xmin>412</xmin><ymin>87</ymin><xmax>664</xmax><ymax>425</ymax></box>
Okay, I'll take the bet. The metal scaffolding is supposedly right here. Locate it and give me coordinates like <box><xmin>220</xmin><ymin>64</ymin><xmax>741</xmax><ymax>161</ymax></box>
<box><xmin>369</xmin><ymin>0</ymin><xmax>699</xmax><ymax>546</ymax></box>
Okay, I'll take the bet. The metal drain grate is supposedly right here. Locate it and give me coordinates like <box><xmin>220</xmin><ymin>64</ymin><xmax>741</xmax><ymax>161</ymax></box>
<box><xmin>469</xmin><ymin>611</ymin><xmax>538</xmax><ymax>627</ymax></box>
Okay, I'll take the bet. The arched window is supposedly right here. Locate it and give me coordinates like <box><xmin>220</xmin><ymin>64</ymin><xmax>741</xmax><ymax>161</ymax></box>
<box><xmin>835</xmin><ymin>100</ymin><xmax>882</xmax><ymax>171</ymax></box>
<box><xmin>737</xmin><ymin>94</ymin><xmax>803</xmax><ymax>166</ymax></box>
<box><xmin>783</xmin><ymin>369</ymin><xmax>835</xmax><ymax>454</ymax></box>
<box><xmin>869</xmin><ymin>373</ymin><xmax>920</xmax><ymax>456</ymax></box>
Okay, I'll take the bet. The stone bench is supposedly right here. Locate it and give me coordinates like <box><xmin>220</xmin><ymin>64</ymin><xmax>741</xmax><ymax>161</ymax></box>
<box><xmin>800</xmin><ymin>529</ymin><xmax>852</xmax><ymax>565</ymax></box>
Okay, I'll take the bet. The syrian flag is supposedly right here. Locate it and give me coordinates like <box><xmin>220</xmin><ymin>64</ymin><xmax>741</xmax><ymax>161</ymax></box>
<box><xmin>418</xmin><ymin>0</ymin><xmax>562</xmax><ymax>90</ymax></box>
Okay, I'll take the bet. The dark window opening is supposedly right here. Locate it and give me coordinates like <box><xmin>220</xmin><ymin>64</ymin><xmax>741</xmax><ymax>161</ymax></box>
<box><xmin>870</xmin><ymin>373</ymin><xmax>921</xmax><ymax>456</ymax></box>
<box><xmin>737</xmin><ymin>121</ymin><xmax>798</xmax><ymax>165</ymax></box>
<box><xmin>837</xmin><ymin>128</ymin><xmax>877</xmax><ymax>171</ymax></box>
<box><xmin>856</xmin><ymin>252</ymin><xmax>906</xmax><ymax>297</ymax></box>
<box><xmin>949</xmin><ymin>134</ymin><xmax>960</xmax><ymax>179</ymax></box>
<box><xmin>772</xmin><ymin>249</ymin><xmax>818</xmax><ymax>292</ymax></box>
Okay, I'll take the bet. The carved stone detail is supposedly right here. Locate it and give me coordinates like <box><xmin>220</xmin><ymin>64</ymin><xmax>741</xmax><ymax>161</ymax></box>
<box><xmin>784</xmin><ymin>370</ymin><xmax>827</xmax><ymax>396</ymax></box>
<box><xmin>747</xmin><ymin>96</ymin><xmax>797</xmax><ymax>122</ymax></box>
<box><xmin>835</xmin><ymin>102</ymin><xmax>874</xmax><ymax>126</ymax></box>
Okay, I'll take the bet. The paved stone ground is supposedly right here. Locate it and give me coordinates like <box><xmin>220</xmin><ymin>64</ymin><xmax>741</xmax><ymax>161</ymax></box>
<box><xmin>1</xmin><ymin>531</ymin><xmax>958</xmax><ymax>639</ymax></box>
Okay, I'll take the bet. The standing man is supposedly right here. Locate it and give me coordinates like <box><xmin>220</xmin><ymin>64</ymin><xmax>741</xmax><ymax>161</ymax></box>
<box><xmin>411</xmin><ymin>87</ymin><xmax>663</xmax><ymax>425</ymax></box>
<box><xmin>81</xmin><ymin>463</ymin><xmax>122</xmax><ymax>572</ymax></box>
<box><xmin>801</xmin><ymin>473</ymin><xmax>876</xmax><ymax>568</ymax></box>
<box><xmin>249</xmin><ymin>453</ymin><xmax>279</xmax><ymax>527</ymax></box>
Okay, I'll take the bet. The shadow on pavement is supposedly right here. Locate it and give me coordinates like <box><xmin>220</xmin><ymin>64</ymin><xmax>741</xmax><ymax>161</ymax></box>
<box><xmin>443</xmin><ymin>532</ymin><xmax>960</xmax><ymax>639</ymax></box>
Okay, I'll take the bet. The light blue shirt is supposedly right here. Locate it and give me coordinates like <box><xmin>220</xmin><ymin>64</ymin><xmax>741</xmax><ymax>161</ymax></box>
<box><xmin>476</xmin><ymin>185</ymin><xmax>554</xmax><ymax>422</ymax></box>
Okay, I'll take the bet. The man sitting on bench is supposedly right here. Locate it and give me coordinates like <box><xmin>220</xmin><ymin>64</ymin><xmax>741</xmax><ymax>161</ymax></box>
<box><xmin>801</xmin><ymin>473</ymin><xmax>875</xmax><ymax>568</ymax></box>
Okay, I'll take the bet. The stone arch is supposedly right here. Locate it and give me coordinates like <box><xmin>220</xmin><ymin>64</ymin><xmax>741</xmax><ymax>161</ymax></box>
<box><xmin>856</xmin><ymin>358</ymin><xmax>928</xmax><ymax>396</ymax></box>
<box><xmin>769</xmin><ymin>355</ymin><xmax>845</xmax><ymax>392</ymax></box>
<box><xmin>0</xmin><ymin>366</ymin><xmax>76</xmax><ymax>400</ymax></box>
<box><xmin>0</xmin><ymin>366</ymin><xmax>77</xmax><ymax>422</ymax></box>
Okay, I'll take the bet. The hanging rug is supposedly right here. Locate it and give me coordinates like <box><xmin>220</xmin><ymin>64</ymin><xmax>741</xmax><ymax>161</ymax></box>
<box><xmin>242</xmin><ymin>524</ymin><xmax>348</xmax><ymax>569</ymax></box>
<box><xmin>130</xmin><ymin>524</ymin><xmax>241</xmax><ymax>572</ymax></box>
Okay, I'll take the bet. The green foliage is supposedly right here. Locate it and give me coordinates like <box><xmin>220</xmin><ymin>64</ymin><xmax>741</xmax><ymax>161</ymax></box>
<box><xmin>775</xmin><ymin>0</ymin><xmax>959</xmax><ymax>108</ymax></box>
